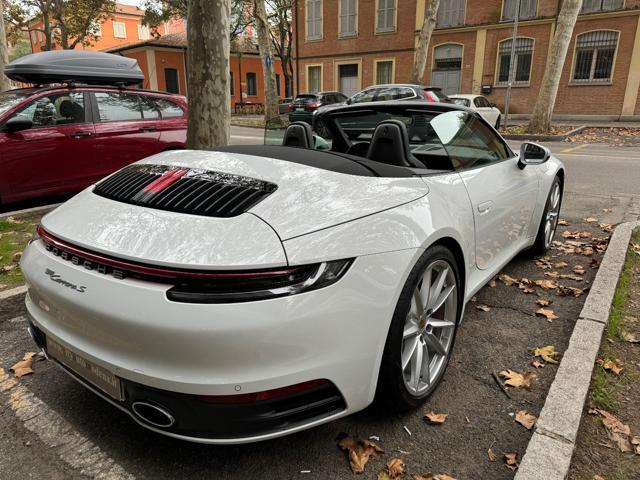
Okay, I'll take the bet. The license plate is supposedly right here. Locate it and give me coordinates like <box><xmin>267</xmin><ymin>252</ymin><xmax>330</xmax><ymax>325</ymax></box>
<box><xmin>296</xmin><ymin>107</ymin><xmax>305</xmax><ymax>111</ymax></box>
<box><xmin>46</xmin><ymin>337</ymin><xmax>123</xmax><ymax>401</ymax></box>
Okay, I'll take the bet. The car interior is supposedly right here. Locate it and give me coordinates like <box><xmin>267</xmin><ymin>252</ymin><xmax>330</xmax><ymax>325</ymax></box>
<box><xmin>276</xmin><ymin>104</ymin><xmax>512</xmax><ymax>174</ymax></box>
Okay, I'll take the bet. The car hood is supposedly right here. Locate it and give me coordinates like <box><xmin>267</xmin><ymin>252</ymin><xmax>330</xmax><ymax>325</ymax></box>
<box><xmin>40</xmin><ymin>150</ymin><xmax>428</xmax><ymax>269</ymax></box>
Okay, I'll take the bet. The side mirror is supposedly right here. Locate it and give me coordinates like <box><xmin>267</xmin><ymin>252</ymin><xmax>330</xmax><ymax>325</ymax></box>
<box><xmin>4</xmin><ymin>115</ymin><xmax>33</xmax><ymax>133</ymax></box>
<box><xmin>518</xmin><ymin>142</ymin><xmax>551</xmax><ymax>169</ymax></box>
<box><xmin>345</xmin><ymin>98</ymin><xmax>352</xmax><ymax>105</ymax></box>
<box><xmin>490</xmin><ymin>102</ymin><xmax>497</xmax><ymax>108</ymax></box>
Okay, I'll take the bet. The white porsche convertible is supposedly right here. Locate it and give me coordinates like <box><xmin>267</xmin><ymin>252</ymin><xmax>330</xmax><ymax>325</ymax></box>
<box><xmin>21</xmin><ymin>101</ymin><xmax>564</xmax><ymax>444</ymax></box>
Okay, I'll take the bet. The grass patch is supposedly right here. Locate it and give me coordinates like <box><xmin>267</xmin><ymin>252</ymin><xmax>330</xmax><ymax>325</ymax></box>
<box><xmin>0</xmin><ymin>214</ymin><xmax>41</xmax><ymax>289</ymax></box>
<box><xmin>590</xmin><ymin>228</ymin><xmax>640</xmax><ymax>410</ymax></box>
<box><xmin>607</xmin><ymin>228</ymin><xmax>640</xmax><ymax>341</ymax></box>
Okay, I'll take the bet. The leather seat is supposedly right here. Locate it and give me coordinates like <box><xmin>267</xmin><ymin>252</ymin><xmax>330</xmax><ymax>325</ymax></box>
<box><xmin>366</xmin><ymin>119</ymin><xmax>420</xmax><ymax>167</ymax></box>
<box><xmin>282</xmin><ymin>121</ymin><xmax>314</xmax><ymax>148</ymax></box>
<box><xmin>59</xmin><ymin>100</ymin><xmax>84</xmax><ymax>124</ymax></box>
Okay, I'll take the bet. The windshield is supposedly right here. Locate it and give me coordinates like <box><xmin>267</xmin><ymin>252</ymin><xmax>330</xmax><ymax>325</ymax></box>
<box><xmin>450</xmin><ymin>98</ymin><xmax>470</xmax><ymax>107</ymax></box>
<box><xmin>0</xmin><ymin>92</ymin><xmax>29</xmax><ymax>117</ymax></box>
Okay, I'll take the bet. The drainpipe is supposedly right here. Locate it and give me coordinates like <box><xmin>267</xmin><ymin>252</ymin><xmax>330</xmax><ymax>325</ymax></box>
<box><xmin>503</xmin><ymin>0</ymin><xmax>521</xmax><ymax>129</ymax></box>
<box><xmin>294</xmin><ymin>0</ymin><xmax>300</xmax><ymax>96</ymax></box>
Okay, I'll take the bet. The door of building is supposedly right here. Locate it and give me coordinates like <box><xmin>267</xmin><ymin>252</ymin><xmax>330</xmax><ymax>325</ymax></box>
<box><xmin>432</xmin><ymin>44</ymin><xmax>462</xmax><ymax>96</ymax></box>
<box><xmin>338</xmin><ymin>64</ymin><xmax>359</xmax><ymax>97</ymax></box>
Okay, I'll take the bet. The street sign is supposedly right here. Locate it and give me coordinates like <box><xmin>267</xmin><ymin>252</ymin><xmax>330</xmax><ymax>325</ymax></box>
<box><xmin>265</xmin><ymin>56</ymin><xmax>273</xmax><ymax>70</ymax></box>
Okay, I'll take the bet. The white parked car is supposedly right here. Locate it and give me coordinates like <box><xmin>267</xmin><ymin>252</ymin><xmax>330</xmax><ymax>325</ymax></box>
<box><xmin>450</xmin><ymin>94</ymin><xmax>502</xmax><ymax>129</ymax></box>
<box><xmin>22</xmin><ymin>101</ymin><xmax>563</xmax><ymax>444</ymax></box>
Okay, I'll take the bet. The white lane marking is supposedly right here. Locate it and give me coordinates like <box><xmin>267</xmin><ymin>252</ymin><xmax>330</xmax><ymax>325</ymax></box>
<box><xmin>230</xmin><ymin>135</ymin><xmax>262</xmax><ymax>140</ymax></box>
<box><xmin>556</xmin><ymin>152</ymin><xmax>640</xmax><ymax>159</ymax></box>
<box><xmin>0</xmin><ymin>367</ymin><xmax>135</xmax><ymax>480</ymax></box>
<box><xmin>0</xmin><ymin>285</ymin><xmax>28</xmax><ymax>301</ymax></box>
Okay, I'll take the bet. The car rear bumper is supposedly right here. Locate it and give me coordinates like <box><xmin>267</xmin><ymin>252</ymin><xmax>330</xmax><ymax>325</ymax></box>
<box><xmin>287</xmin><ymin>111</ymin><xmax>314</xmax><ymax>124</ymax></box>
<box><xmin>21</xmin><ymin>239</ymin><xmax>418</xmax><ymax>443</ymax></box>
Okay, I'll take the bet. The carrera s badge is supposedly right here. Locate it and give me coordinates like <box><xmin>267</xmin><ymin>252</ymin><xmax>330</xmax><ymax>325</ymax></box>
<box><xmin>45</xmin><ymin>268</ymin><xmax>87</xmax><ymax>293</ymax></box>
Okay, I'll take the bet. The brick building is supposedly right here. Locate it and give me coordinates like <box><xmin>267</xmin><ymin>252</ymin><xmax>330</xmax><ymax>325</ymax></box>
<box><xmin>293</xmin><ymin>0</ymin><xmax>640</xmax><ymax>118</ymax></box>
<box><xmin>28</xmin><ymin>3</ymin><xmax>185</xmax><ymax>54</ymax></box>
<box><xmin>106</xmin><ymin>32</ymin><xmax>287</xmax><ymax>109</ymax></box>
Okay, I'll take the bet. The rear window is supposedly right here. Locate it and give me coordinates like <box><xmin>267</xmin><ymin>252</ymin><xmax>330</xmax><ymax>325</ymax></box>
<box><xmin>451</xmin><ymin>98</ymin><xmax>470</xmax><ymax>107</ymax></box>
<box><xmin>95</xmin><ymin>92</ymin><xmax>142</xmax><ymax>122</ymax></box>
<box><xmin>294</xmin><ymin>95</ymin><xmax>317</xmax><ymax>103</ymax></box>
<box><xmin>425</xmin><ymin>89</ymin><xmax>451</xmax><ymax>103</ymax></box>
<box><xmin>154</xmin><ymin>98</ymin><xmax>184</xmax><ymax>118</ymax></box>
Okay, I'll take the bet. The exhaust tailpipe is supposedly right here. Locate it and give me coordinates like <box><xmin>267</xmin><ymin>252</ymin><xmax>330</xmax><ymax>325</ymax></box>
<box><xmin>131</xmin><ymin>401</ymin><xmax>175</xmax><ymax>428</ymax></box>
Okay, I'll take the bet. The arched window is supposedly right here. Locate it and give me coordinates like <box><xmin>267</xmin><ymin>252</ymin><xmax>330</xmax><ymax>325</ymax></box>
<box><xmin>572</xmin><ymin>31</ymin><xmax>618</xmax><ymax>83</ymax></box>
<box><xmin>497</xmin><ymin>38</ymin><xmax>534</xmax><ymax>85</ymax></box>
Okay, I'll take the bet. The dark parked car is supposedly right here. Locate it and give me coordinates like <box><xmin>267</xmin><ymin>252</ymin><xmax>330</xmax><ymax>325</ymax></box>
<box><xmin>347</xmin><ymin>84</ymin><xmax>452</xmax><ymax>104</ymax></box>
<box><xmin>288</xmin><ymin>91</ymin><xmax>348</xmax><ymax>124</ymax></box>
<box><xmin>278</xmin><ymin>97</ymin><xmax>294</xmax><ymax>115</ymax></box>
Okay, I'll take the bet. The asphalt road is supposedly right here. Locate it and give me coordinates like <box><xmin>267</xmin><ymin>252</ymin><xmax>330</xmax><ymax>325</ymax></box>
<box><xmin>1</xmin><ymin>132</ymin><xmax>639</xmax><ymax>479</ymax></box>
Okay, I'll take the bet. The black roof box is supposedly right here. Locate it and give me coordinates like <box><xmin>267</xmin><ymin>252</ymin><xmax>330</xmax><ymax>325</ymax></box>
<box><xmin>4</xmin><ymin>50</ymin><xmax>144</xmax><ymax>86</ymax></box>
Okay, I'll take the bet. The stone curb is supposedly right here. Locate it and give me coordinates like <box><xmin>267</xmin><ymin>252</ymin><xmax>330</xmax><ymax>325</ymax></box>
<box><xmin>0</xmin><ymin>203</ymin><xmax>61</xmax><ymax>221</ymax></box>
<box><xmin>0</xmin><ymin>285</ymin><xmax>28</xmax><ymax>301</ymax></box>
<box><xmin>515</xmin><ymin>220</ymin><xmax>640</xmax><ymax>480</ymax></box>
<box><xmin>501</xmin><ymin>125</ymin><xmax>587</xmax><ymax>142</ymax></box>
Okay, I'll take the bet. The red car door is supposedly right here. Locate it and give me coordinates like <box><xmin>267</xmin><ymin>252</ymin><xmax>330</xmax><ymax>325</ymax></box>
<box><xmin>91</xmin><ymin>91</ymin><xmax>161</xmax><ymax>176</ymax></box>
<box><xmin>0</xmin><ymin>90</ymin><xmax>96</xmax><ymax>203</ymax></box>
<box><xmin>148</xmin><ymin>96</ymin><xmax>187</xmax><ymax>148</ymax></box>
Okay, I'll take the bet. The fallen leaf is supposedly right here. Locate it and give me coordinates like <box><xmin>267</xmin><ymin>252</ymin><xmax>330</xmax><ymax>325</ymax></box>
<box><xmin>518</xmin><ymin>278</ymin><xmax>536</xmax><ymax>294</ymax></box>
<box><xmin>489</xmin><ymin>279</ymin><xmax>497</xmax><ymax>288</ymax></box>
<box><xmin>536</xmin><ymin>308</ymin><xmax>559</xmax><ymax>322</ymax></box>
<box><xmin>558</xmin><ymin>219</ymin><xmax>569</xmax><ymax>226</ymax></box>
<box><xmin>12</xmin><ymin>251</ymin><xmax>22</xmax><ymax>263</ymax></box>
<box><xmin>535</xmin><ymin>257</ymin><xmax>552</xmax><ymax>269</ymax></box>
<box><xmin>498</xmin><ymin>370</ymin><xmax>536</xmax><ymax>389</ymax></box>
<box><xmin>536</xmin><ymin>298</ymin><xmax>552</xmax><ymax>307</ymax></box>
<box><xmin>602</xmin><ymin>208</ymin><xmax>612</xmax><ymax>213</ymax></box>
<box><xmin>499</xmin><ymin>274</ymin><xmax>517</xmax><ymax>286</ymax></box>
<box><xmin>10</xmin><ymin>352</ymin><xmax>41</xmax><ymax>377</ymax></box>
<box><xmin>515</xmin><ymin>410</ymin><xmax>537</xmax><ymax>430</ymax></box>
<box><xmin>532</xmin><ymin>345</ymin><xmax>561</xmax><ymax>364</ymax></box>
<box><xmin>424</xmin><ymin>411</ymin><xmax>448</xmax><ymax>425</ymax></box>
<box><xmin>557</xmin><ymin>285</ymin><xmax>584</xmax><ymax>297</ymax></box>
<box><xmin>590</xmin><ymin>258</ymin><xmax>601</xmax><ymax>269</ymax></box>
<box><xmin>573</xmin><ymin>265</ymin><xmax>586</xmax><ymax>275</ymax></box>
<box><xmin>1</xmin><ymin>264</ymin><xmax>17</xmax><ymax>273</ymax></box>
<box><xmin>599</xmin><ymin>223</ymin><xmax>613</xmax><ymax>233</ymax></box>
<box><xmin>622</xmin><ymin>331</ymin><xmax>639</xmax><ymax>343</ymax></box>
<box><xmin>487</xmin><ymin>448</ymin><xmax>497</xmax><ymax>462</ymax></box>
<box><xmin>631</xmin><ymin>436</ymin><xmax>640</xmax><ymax>455</ymax></box>
<box><xmin>535</xmin><ymin>279</ymin><xmax>558</xmax><ymax>290</ymax></box>
<box><xmin>5</xmin><ymin>216</ymin><xmax>23</xmax><ymax>224</ymax></box>
<box><xmin>544</xmin><ymin>271</ymin><xmax>560</xmax><ymax>279</ymax></box>
<box><xmin>337</xmin><ymin>434</ymin><xmax>384</xmax><ymax>474</ymax></box>
<box><xmin>504</xmin><ymin>452</ymin><xmax>519</xmax><ymax>471</ymax></box>
<box><xmin>598</xmin><ymin>358</ymin><xmax>624</xmax><ymax>375</ymax></box>
<box><xmin>532</xmin><ymin>359</ymin><xmax>545</xmax><ymax>368</ymax></box>
<box><xmin>554</xmin><ymin>261</ymin><xmax>569</xmax><ymax>269</ymax></box>
<box><xmin>415</xmin><ymin>475</ymin><xmax>456</xmax><ymax>480</ymax></box>
<box><xmin>585</xmin><ymin>217</ymin><xmax>598</xmax><ymax>223</ymax></box>
<box><xmin>476</xmin><ymin>304</ymin><xmax>491</xmax><ymax>312</ymax></box>
<box><xmin>386</xmin><ymin>458</ymin><xmax>405</xmax><ymax>479</ymax></box>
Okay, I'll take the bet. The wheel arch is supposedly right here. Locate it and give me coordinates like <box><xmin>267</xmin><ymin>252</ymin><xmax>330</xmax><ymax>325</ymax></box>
<box><xmin>428</xmin><ymin>235</ymin><xmax>467</xmax><ymax>312</ymax></box>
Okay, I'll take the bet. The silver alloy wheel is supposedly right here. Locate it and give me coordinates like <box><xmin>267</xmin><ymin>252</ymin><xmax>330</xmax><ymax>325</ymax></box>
<box><xmin>401</xmin><ymin>259</ymin><xmax>457</xmax><ymax>395</ymax></box>
<box><xmin>544</xmin><ymin>182</ymin><xmax>561</xmax><ymax>248</ymax></box>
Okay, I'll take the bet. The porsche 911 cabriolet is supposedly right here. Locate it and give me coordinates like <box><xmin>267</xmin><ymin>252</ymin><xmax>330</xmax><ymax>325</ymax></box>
<box><xmin>21</xmin><ymin>101</ymin><xmax>564</xmax><ymax>444</ymax></box>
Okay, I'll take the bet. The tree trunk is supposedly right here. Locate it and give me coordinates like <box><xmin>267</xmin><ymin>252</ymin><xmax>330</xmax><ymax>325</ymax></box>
<box><xmin>0</xmin><ymin>0</ymin><xmax>11</xmax><ymax>91</ymax></box>
<box><xmin>253</xmin><ymin>0</ymin><xmax>281</xmax><ymax>126</ymax></box>
<box><xmin>411</xmin><ymin>0</ymin><xmax>440</xmax><ymax>84</ymax></box>
<box><xmin>526</xmin><ymin>0</ymin><xmax>583</xmax><ymax>133</ymax></box>
<box><xmin>187</xmin><ymin>0</ymin><xmax>231</xmax><ymax>149</ymax></box>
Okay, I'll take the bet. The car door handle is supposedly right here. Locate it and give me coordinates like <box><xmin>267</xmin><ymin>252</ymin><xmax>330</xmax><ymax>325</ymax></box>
<box><xmin>139</xmin><ymin>127</ymin><xmax>157</xmax><ymax>132</ymax></box>
<box><xmin>69</xmin><ymin>131</ymin><xmax>92</xmax><ymax>138</ymax></box>
<box><xmin>478</xmin><ymin>201</ymin><xmax>493</xmax><ymax>213</ymax></box>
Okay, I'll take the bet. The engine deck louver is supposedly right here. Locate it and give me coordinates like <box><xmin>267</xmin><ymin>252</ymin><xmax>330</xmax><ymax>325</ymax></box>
<box><xmin>93</xmin><ymin>164</ymin><xmax>277</xmax><ymax>217</ymax></box>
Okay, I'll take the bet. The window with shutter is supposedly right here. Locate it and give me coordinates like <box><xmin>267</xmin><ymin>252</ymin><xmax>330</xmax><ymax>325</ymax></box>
<box><xmin>502</xmin><ymin>0</ymin><xmax>537</xmax><ymax>21</ymax></box>
<box><xmin>306</xmin><ymin>0</ymin><xmax>323</xmax><ymax>40</ymax></box>
<box><xmin>340</xmin><ymin>0</ymin><xmax>357</xmax><ymax>36</ymax></box>
<box><xmin>572</xmin><ymin>31</ymin><xmax>618</xmax><ymax>83</ymax></box>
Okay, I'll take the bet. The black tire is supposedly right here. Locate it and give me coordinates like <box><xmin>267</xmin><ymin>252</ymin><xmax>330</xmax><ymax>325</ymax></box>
<box><xmin>530</xmin><ymin>176</ymin><xmax>563</xmax><ymax>256</ymax></box>
<box><xmin>374</xmin><ymin>245</ymin><xmax>462</xmax><ymax>412</ymax></box>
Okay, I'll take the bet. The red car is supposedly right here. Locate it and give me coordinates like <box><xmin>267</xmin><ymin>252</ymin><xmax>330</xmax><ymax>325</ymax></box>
<box><xmin>0</xmin><ymin>86</ymin><xmax>187</xmax><ymax>206</ymax></box>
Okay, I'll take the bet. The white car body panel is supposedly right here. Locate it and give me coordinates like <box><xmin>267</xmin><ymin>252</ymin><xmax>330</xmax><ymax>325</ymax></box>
<box><xmin>139</xmin><ymin>150</ymin><xmax>429</xmax><ymax>240</ymax></box>
<box><xmin>450</xmin><ymin>94</ymin><xmax>501</xmax><ymax>126</ymax></box>
<box><xmin>21</xmin><ymin>132</ymin><xmax>564</xmax><ymax>444</ymax></box>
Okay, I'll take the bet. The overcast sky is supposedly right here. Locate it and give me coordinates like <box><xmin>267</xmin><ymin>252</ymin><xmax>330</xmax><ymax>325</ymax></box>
<box><xmin>118</xmin><ymin>0</ymin><xmax>144</xmax><ymax>6</ymax></box>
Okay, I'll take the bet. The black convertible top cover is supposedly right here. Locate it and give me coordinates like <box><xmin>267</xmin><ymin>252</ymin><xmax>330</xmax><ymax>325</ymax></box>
<box><xmin>212</xmin><ymin>145</ymin><xmax>417</xmax><ymax>178</ymax></box>
<box><xmin>4</xmin><ymin>51</ymin><xmax>144</xmax><ymax>86</ymax></box>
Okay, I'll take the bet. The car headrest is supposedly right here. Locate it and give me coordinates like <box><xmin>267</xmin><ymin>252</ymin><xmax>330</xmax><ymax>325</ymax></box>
<box><xmin>366</xmin><ymin>119</ymin><xmax>418</xmax><ymax>167</ymax></box>
<box><xmin>282</xmin><ymin>121</ymin><xmax>314</xmax><ymax>148</ymax></box>
<box><xmin>59</xmin><ymin>100</ymin><xmax>83</xmax><ymax>121</ymax></box>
